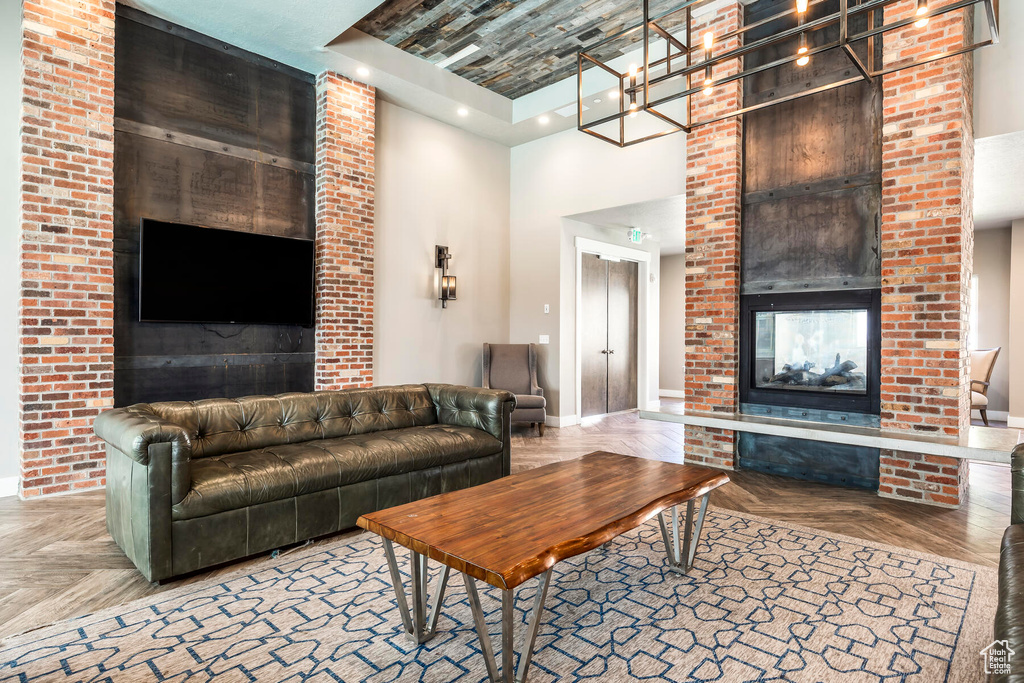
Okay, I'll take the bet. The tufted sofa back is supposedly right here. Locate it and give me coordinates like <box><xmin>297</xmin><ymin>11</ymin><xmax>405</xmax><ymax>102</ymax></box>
<box><xmin>141</xmin><ymin>384</ymin><xmax>439</xmax><ymax>459</ymax></box>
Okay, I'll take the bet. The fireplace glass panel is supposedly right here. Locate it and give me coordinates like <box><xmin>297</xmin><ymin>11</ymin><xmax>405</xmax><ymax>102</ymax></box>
<box><xmin>754</xmin><ymin>309</ymin><xmax>868</xmax><ymax>394</ymax></box>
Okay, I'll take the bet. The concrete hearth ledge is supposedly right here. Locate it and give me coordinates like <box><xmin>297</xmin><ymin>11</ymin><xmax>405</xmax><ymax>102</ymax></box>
<box><xmin>640</xmin><ymin>406</ymin><xmax>1023</xmax><ymax>465</ymax></box>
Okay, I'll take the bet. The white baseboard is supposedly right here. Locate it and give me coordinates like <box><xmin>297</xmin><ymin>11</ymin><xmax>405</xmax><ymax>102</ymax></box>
<box><xmin>1007</xmin><ymin>415</ymin><xmax>1024</xmax><ymax>428</ymax></box>
<box><xmin>0</xmin><ymin>476</ymin><xmax>18</xmax><ymax>499</ymax></box>
<box><xmin>659</xmin><ymin>390</ymin><xmax>685</xmax><ymax>399</ymax></box>
<box><xmin>980</xmin><ymin>410</ymin><xmax>1009</xmax><ymax>423</ymax></box>
<box><xmin>546</xmin><ymin>415</ymin><xmax>577</xmax><ymax>428</ymax></box>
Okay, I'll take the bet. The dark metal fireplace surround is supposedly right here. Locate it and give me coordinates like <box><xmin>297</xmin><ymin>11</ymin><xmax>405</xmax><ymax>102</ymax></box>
<box><xmin>737</xmin><ymin>289</ymin><xmax>883</xmax><ymax>490</ymax></box>
<box><xmin>740</xmin><ymin>289</ymin><xmax>881</xmax><ymax>415</ymax></box>
<box><xmin>733</xmin><ymin>0</ymin><xmax>886</xmax><ymax>491</ymax></box>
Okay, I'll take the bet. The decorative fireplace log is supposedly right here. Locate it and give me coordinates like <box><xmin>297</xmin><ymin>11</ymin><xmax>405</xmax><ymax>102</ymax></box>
<box><xmin>770</xmin><ymin>361</ymin><xmax>817</xmax><ymax>385</ymax></box>
<box><xmin>820</xmin><ymin>353</ymin><xmax>859</xmax><ymax>386</ymax></box>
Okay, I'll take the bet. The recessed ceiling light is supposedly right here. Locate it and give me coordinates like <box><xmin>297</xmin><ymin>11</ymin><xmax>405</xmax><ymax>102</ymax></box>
<box><xmin>356</xmin><ymin>67</ymin><xmax>370</xmax><ymax>78</ymax></box>
<box><xmin>539</xmin><ymin>115</ymin><xmax>550</xmax><ymax>125</ymax></box>
<box><xmin>457</xmin><ymin>107</ymin><xmax>469</xmax><ymax>117</ymax></box>
<box><xmin>608</xmin><ymin>90</ymin><xmax>619</xmax><ymax>99</ymax></box>
<box><xmin>593</xmin><ymin>98</ymin><xmax>602</xmax><ymax>103</ymax></box>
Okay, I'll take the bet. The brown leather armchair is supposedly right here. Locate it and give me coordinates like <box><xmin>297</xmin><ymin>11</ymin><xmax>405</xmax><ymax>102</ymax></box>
<box><xmin>483</xmin><ymin>343</ymin><xmax>547</xmax><ymax>435</ymax></box>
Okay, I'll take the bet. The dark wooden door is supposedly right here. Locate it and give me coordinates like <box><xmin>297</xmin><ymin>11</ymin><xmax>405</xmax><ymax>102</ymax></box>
<box><xmin>607</xmin><ymin>259</ymin><xmax>638</xmax><ymax>413</ymax></box>
<box><xmin>580</xmin><ymin>254</ymin><xmax>638</xmax><ymax>417</ymax></box>
<box><xmin>581</xmin><ymin>253</ymin><xmax>608</xmax><ymax>418</ymax></box>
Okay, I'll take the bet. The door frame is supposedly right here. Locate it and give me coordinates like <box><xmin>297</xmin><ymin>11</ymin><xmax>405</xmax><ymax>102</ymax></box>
<box><xmin>574</xmin><ymin>236</ymin><xmax>652</xmax><ymax>421</ymax></box>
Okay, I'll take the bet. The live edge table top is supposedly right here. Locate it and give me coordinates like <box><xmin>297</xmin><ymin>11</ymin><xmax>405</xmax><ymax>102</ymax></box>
<box><xmin>356</xmin><ymin>452</ymin><xmax>730</xmax><ymax>590</ymax></box>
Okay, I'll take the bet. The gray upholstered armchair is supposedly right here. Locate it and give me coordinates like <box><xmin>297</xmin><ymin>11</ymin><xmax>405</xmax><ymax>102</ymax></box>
<box><xmin>483</xmin><ymin>343</ymin><xmax>547</xmax><ymax>435</ymax></box>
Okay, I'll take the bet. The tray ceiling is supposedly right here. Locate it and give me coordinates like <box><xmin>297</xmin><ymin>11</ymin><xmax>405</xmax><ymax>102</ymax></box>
<box><xmin>356</xmin><ymin>0</ymin><xmax>680</xmax><ymax>99</ymax></box>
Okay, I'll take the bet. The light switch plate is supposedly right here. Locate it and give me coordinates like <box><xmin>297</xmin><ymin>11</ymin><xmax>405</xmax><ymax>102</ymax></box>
<box><xmin>544</xmin><ymin>304</ymin><xmax>550</xmax><ymax>314</ymax></box>
<box><xmin>539</xmin><ymin>334</ymin><xmax>550</xmax><ymax>344</ymax></box>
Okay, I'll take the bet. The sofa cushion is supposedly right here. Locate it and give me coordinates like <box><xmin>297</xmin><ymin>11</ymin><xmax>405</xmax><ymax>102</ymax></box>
<box><xmin>172</xmin><ymin>424</ymin><xmax>500</xmax><ymax>520</ymax></box>
<box><xmin>147</xmin><ymin>385</ymin><xmax>439</xmax><ymax>460</ymax></box>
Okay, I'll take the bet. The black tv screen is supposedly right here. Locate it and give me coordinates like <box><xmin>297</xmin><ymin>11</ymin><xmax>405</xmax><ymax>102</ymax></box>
<box><xmin>139</xmin><ymin>220</ymin><xmax>315</xmax><ymax>326</ymax></box>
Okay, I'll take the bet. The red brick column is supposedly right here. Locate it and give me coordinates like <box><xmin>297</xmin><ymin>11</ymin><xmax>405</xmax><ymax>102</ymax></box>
<box><xmin>878</xmin><ymin>2</ymin><xmax>974</xmax><ymax>507</ymax></box>
<box><xmin>683</xmin><ymin>0</ymin><xmax>743</xmax><ymax>470</ymax></box>
<box><xmin>314</xmin><ymin>73</ymin><xmax>375</xmax><ymax>390</ymax></box>
<box><xmin>19</xmin><ymin>0</ymin><xmax>116</xmax><ymax>497</ymax></box>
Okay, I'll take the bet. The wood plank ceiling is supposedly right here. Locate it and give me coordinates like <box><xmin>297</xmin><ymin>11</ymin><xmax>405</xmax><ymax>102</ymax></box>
<box><xmin>356</xmin><ymin>0</ymin><xmax>682</xmax><ymax>99</ymax></box>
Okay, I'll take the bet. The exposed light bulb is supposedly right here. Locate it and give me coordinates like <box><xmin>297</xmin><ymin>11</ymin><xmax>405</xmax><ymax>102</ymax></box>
<box><xmin>703</xmin><ymin>83</ymin><xmax>714</xmax><ymax>96</ymax></box>
<box><xmin>629</xmin><ymin>63</ymin><xmax>639</xmax><ymax>78</ymax></box>
<box><xmin>796</xmin><ymin>32</ymin><xmax>810</xmax><ymax>67</ymax></box>
<box><xmin>796</xmin><ymin>0</ymin><xmax>808</xmax><ymax>13</ymax></box>
<box><xmin>703</xmin><ymin>32</ymin><xmax>714</xmax><ymax>51</ymax></box>
<box><xmin>915</xmin><ymin>0</ymin><xmax>929</xmax><ymax>28</ymax></box>
<box><xmin>703</xmin><ymin>64</ymin><xmax>713</xmax><ymax>95</ymax></box>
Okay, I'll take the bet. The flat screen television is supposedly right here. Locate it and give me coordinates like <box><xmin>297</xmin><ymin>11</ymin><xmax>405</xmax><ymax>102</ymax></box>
<box><xmin>139</xmin><ymin>220</ymin><xmax>315</xmax><ymax>326</ymax></box>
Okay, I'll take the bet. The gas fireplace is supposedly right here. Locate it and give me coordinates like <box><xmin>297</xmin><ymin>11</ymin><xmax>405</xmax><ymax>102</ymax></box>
<box><xmin>740</xmin><ymin>289</ymin><xmax>881</xmax><ymax>414</ymax></box>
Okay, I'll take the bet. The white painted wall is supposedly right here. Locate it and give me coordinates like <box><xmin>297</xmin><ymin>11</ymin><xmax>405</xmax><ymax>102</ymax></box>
<box><xmin>1008</xmin><ymin>221</ymin><xmax>1024</xmax><ymax>426</ymax></box>
<box><xmin>373</xmin><ymin>101</ymin><xmax>510</xmax><ymax>388</ymax></box>
<box><xmin>0</xmin><ymin>1</ymin><xmax>21</xmax><ymax>495</ymax></box>
<box><xmin>975</xmin><ymin>1</ymin><xmax>1024</xmax><ymax>139</ymax></box>
<box><xmin>659</xmin><ymin>253</ymin><xmax>686</xmax><ymax>395</ymax></box>
<box><xmin>509</xmin><ymin>127</ymin><xmax>686</xmax><ymax>420</ymax></box>
<box><xmin>974</xmin><ymin>227</ymin><xmax>1010</xmax><ymax>415</ymax></box>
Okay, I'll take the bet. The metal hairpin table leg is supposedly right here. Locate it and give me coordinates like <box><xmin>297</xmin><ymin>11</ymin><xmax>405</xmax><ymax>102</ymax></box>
<box><xmin>382</xmin><ymin>538</ymin><xmax>450</xmax><ymax>643</ymax></box>
<box><xmin>657</xmin><ymin>493</ymin><xmax>709</xmax><ymax>575</ymax></box>
<box><xmin>463</xmin><ymin>569</ymin><xmax>552</xmax><ymax>683</ymax></box>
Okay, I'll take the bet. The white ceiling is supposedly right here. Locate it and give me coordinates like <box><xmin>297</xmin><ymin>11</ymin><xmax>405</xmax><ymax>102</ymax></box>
<box><xmin>974</xmin><ymin>130</ymin><xmax>1024</xmax><ymax>231</ymax></box>
<box><xmin>568</xmin><ymin>195</ymin><xmax>688</xmax><ymax>255</ymax></box>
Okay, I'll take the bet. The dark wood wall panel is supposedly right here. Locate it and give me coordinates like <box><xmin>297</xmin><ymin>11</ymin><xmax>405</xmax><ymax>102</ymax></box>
<box><xmin>115</xmin><ymin>14</ymin><xmax>315</xmax><ymax>163</ymax></box>
<box><xmin>740</xmin><ymin>0</ymin><xmax>882</xmax><ymax>294</ymax></box>
<box><xmin>743</xmin><ymin>82</ymin><xmax>881</xmax><ymax>193</ymax></box>
<box><xmin>742</xmin><ymin>185</ymin><xmax>881</xmax><ymax>292</ymax></box>
<box><xmin>116</xmin><ymin>364</ymin><xmax>314</xmax><ymax>407</ymax></box>
<box><xmin>113</xmin><ymin>9</ymin><xmax>316</xmax><ymax>407</ymax></box>
<box><xmin>113</xmin><ymin>133</ymin><xmax>313</xmax><ymax>240</ymax></box>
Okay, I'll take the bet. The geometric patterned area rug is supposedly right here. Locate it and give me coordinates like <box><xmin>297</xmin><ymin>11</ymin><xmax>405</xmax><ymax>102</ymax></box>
<box><xmin>0</xmin><ymin>509</ymin><xmax>997</xmax><ymax>682</ymax></box>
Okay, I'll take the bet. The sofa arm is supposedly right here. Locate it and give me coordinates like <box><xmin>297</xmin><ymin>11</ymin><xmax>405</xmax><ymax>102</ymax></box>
<box><xmin>425</xmin><ymin>384</ymin><xmax>516</xmax><ymax>443</ymax></box>
<box><xmin>95</xmin><ymin>405</ymin><xmax>191</xmax><ymax>465</ymax></box>
<box><xmin>94</xmin><ymin>406</ymin><xmax>192</xmax><ymax>506</ymax></box>
<box><xmin>1012</xmin><ymin>443</ymin><xmax>1024</xmax><ymax>526</ymax></box>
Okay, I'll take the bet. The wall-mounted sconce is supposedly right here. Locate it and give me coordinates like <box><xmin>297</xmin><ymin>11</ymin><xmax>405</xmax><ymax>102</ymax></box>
<box><xmin>435</xmin><ymin>245</ymin><xmax>457</xmax><ymax>308</ymax></box>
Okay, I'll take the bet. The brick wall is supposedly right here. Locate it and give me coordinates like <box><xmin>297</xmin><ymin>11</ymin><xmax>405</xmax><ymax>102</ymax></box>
<box><xmin>683</xmin><ymin>0</ymin><xmax>743</xmax><ymax>470</ymax></box>
<box><xmin>314</xmin><ymin>73</ymin><xmax>376</xmax><ymax>390</ymax></box>
<box><xmin>878</xmin><ymin>1</ymin><xmax>974</xmax><ymax>507</ymax></box>
<box><xmin>19</xmin><ymin>0</ymin><xmax>116</xmax><ymax>497</ymax></box>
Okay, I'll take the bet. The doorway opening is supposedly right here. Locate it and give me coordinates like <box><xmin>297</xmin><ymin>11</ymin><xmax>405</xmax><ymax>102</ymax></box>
<box><xmin>574</xmin><ymin>237</ymin><xmax>650</xmax><ymax>420</ymax></box>
<box><xmin>580</xmin><ymin>253</ymin><xmax>638</xmax><ymax>417</ymax></box>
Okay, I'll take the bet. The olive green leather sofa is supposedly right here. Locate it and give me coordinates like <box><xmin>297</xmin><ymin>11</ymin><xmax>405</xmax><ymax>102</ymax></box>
<box><xmin>94</xmin><ymin>384</ymin><xmax>515</xmax><ymax>582</ymax></box>
<box><xmin>995</xmin><ymin>442</ymin><xmax>1024</xmax><ymax>683</ymax></box>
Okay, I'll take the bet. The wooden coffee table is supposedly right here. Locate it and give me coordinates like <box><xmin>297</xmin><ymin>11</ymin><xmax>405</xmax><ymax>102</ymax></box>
<box><xmin>357</xmin><ymin>451</ymin><xmax>730</xmax><ymax>683</ymax></box>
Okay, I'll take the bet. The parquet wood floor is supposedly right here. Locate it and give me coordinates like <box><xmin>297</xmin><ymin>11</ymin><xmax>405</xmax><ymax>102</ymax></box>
<box><xmin>0</xmin><ymin>409</ymin><xmax>1010</xmax><ymax>641</ymax></box>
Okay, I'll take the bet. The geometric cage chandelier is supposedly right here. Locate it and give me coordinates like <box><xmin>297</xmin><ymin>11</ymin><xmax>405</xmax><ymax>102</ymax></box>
<box><xmin>577</xmin><ymin>0</ymin><xmax>999</xmax><ymax>147</ymax></box>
